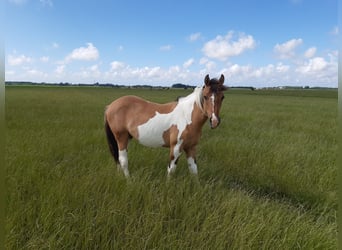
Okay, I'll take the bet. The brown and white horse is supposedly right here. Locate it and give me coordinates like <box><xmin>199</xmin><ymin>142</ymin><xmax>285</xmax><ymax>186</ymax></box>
<box><xmin>104</xmin><ymin>74</ymin><xmax>227</xmax><ymax>177</ymax></box>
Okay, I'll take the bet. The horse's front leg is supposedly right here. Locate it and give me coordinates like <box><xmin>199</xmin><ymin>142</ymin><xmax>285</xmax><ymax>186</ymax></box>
<box><xmin>167</xmin><ymin>140</ymin><xmax>183</xmax><ymax>177</ymax></box>
<box><xmin>185</xmin><ymin>147</ymin><xmax>198</xmax><ymax>175</ymax></box>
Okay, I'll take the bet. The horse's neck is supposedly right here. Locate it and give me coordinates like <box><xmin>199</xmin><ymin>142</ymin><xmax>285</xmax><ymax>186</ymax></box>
<box><xmin>184</xmin><ymin>88</ymin><xmax>207</xmax><ymax>129</ymax></box>
<box><xmin>192</xmin><ymin>102</ymin><xmax>208</xmax><ymax>129</ymax></box>
<box><xmin>176</xmin><ymin>89</ymin><xmax>208</xmax><ymax>129</ymax></box>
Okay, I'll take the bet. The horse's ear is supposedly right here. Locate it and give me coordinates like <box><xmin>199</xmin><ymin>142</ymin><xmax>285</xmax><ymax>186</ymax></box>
<box><xmin>204</xmin><ymin>74</ymin><xmax>210</xmax><ymax>86</ymax></box>
<box><xmin>219</xmin><ymin>74</ymin><xmax>225</xmax><ymax>85</ymax></box>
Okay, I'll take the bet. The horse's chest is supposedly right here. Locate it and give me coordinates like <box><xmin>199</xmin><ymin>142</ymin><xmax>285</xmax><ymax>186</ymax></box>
<box><xmin>137</xmin><ymin>105</ymin><xmax>193</xmax><ymax>148</ymax></box>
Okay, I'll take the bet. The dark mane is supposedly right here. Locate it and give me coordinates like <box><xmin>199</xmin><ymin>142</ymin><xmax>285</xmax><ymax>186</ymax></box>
<box><xmin>209</xmin><ymin>78</ymin><xmax>220</xmax><ymax>85</ymax></box>
<box><xmin>208</xmin><ymin>78</ymin><xmax>226</xmax><ymax>92</ymax></box>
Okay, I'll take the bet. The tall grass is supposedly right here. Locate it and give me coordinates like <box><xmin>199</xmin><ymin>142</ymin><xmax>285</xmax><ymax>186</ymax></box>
<box><xmin>5</xmin><ymin>86</ymin><xmax>337</xmax><ymax>249</ymax></box>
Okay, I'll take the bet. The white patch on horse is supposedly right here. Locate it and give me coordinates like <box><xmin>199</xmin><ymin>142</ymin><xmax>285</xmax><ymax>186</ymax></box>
<box><xmin>173</xmin><ymin>139</ymin><xmax>182</xmax><ymax>159</ymax></box>
<box><xmin>118</xmin><ymin>149</ymin><xmax>129</xmax><ymax>177</ymax></box>
<box><xmin>167</xmin><ymin>139</ymin><xmax>183</xmax><ymax>175</ymax></box>
<box><xmin>210</xmin><ymin>94</ymin><xmax>218</xmax><ymax>123</ymax></box>
<box><xmin>210</xmin><ymin>94</ymin><xmax>215</xmax><ymax>104</ymax></box>
<box><xmin>137</xmin><ymin>91</ymin><xmax>199</xmax><ymax>147</ymax></box>
<box><xmin>187</xmin><ymin>157</ymin><xmax>198</xmax><ymax>174</ymax></box>
<box><xmin>211</xmin><ymin>113</ymin><xmax>218</xmax><ymax>123</ymax></box>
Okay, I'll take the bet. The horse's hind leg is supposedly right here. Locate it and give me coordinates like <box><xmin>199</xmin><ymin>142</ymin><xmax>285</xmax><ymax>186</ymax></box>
<box><xmin>118</xmin><ymin>149</ymin><xmax>129</xmax><ymax>177</ymax></box>
<box><xmin>115</xmin><ymin>132</ymin><xmax>130</xmax><ymax>177</ymax></box>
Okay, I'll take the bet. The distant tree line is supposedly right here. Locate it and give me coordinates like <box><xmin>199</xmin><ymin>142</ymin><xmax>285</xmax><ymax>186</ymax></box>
<box><xmin>230</xmin><ymin>86</ymin><xmax>256</xmax><ymax>91</ymax></box>
<box><xmin>171</xmin><ymin>83</ymin><xmax>196</xmax><ymax>89</ymax></box>
<box><xmin>5</xmin><ymin>81</ymin><xmax>169</xmax><ymax>89</ymax></box>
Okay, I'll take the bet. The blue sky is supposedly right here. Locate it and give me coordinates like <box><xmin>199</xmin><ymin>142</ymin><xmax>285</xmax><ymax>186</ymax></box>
<box><xmin>5</xmin><ymin>0</ymin><xmax>338</xmax><ymax>87</ymax></box>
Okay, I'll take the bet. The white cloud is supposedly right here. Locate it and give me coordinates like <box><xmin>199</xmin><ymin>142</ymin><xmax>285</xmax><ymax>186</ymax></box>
<box><xmin>129</xmin><ymin>66</ymin><xmax>162</xmax><ymax>79</ymax></box>
<box><xmin>5</xmin><ymin>40</ymin><xmax>337</xmax><ymax>88</ymax></box>
<box><xmin>199</xmin><ymin>60</ymin><xmax>217</xmax><ymax>75</ymax></box>
<box><xmin>110</xmin><ymin>61</ymin><xmax>126</xmax><ymax>71</ymax></box>
<box><xmin>75</xmin><ymin>64</ymin><xmax>101</xmax><ymax>79</ymax></box>
<box><xmin>296</xmin><ymin>57</ymin><xmax>328</xmax><ymax>74</ymax></box>
<box><xmin>168</xmin><ymin>65</ymin><xmax>181</xmax><ymax>74</ymax></box>
<box><xmin>8</xmin><ymin>54</ymin><xmax>32</xmax><ymax>66</ymax></box>
<box><xmin>217</xmin><ymin>52</ymin><xmax>335</xmax><ymax>86</ymax></box>
<box><xmin>183</xmin><ymin>58</ymin><xmax>194</xmax><ymax>68</ymax></box>
<box><xmin>202</xmin><ymin>31</ymin><xmax>256</xmax><ymax>61</ymax></box>
<box><xmin>104</xmin><ymin>61</ymin><xmax>201</xmax><ymax>85</ymax></box>
<box><xmin>219</xmin><ymin>61</ymin><xmax>294</xmax><ymax>86</ymax></box>
<box><xmin>304</xmin><ymin>47</ymin><xmax>316</xmax><ymax>58</ymax></box>
<box><xmin>101</xmin><ymin>50</ymin><xmax>336</xmax><ymax>87</ymax></box>
<box><xmin>188</xmin><ymin>32</ymin><xmax>201</xmax><ymax>42</ymax></box>
<box><xmin>274</xmin><ymin>38</ymin><xmax>303</xmax><ymax>59</ymax></box>
<box><xmin>204</xmin><ymin>61</ymin><xmax>216</xmax><ymax>71</ymax></box>
<box><xmin>5</xmin><ymin>56</ymin><xmax>337</xmax><ymax>87</ymax></box>
<box><xmin>40</xmin><ymin>56</ymin><xmax>49</xmax><ymax>62</ymax></box>
<box><xmin>5</xmin><ymin>70</ymin><xmax>15</xmax><ymax>76</ymax></box>
<box><xmin>223</xmin><ymin>64</ymin><xmax>252</xmax><ymax>78</ymax></box>
<box><xmin>66</xmin><ymin>43</ymin><xmax>99</xmax><ymax>62</ymax></box>
<box><xmin>294</xmin><ymin>53</ymin><xmax>337</xmax><ymax>85</ymax></box>
<box><xmin>27</xmin><ymin>68</ymin><xmax>46</xmax><ymax>78</ymax></box>
<box><xmin>327</xmin><ymin>50</ymin><xmax>338</xmax><ymax>61</ymax></box>
<box><xmin>276</xmin><ymin>62</ymin><xmax>290</xmax><ymax>73</ymax></box>
<box><xmin>55</xmin><ymin>65</ymin><xmax>65</xmax><ymax>75</ymax></box>
<box><xmin>199</xmin><ymin>57</ymin><xmax>208</xmax><ymax>65</ymax></box>
<box><xmin>90</xmin><ymin>64</ymin><xmax>99</xmax><ymax>72</ymax></box>
<box><xmin>160</xmin><ymin>45</ymin><xmax>172</xmax><ymax>51</ymax></box>
<box><xmin>146</xmin><ymin>67</ymin><xmax>162</xmax><ymax>78</ymax></box>
<box><xmin>253</xmin><ymin>64</ymin><xmax>274</xmax><ymax>78</ymax></box>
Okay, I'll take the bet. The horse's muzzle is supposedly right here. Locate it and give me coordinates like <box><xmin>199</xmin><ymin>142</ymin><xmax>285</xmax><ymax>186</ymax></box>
<box><xmin>209</xmin><ymin>115</ymin><xmax>221</xmax><ymax>129</ymax></box>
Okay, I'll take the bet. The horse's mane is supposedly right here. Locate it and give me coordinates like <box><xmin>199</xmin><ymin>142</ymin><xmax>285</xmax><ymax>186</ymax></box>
<box><xmin>193</xmin><ymin>86</ymin><xmax>204</xmax><ymax>112</ymax></box>
<box><xmin>177</xmin><ymin>86</ymin><xmax>204</xmax><ymax>111</ymax></box>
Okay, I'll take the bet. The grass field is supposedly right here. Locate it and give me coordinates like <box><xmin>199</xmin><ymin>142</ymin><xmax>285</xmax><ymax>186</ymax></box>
<box><xmin>5</xmin><ymin>85</ymin><xmax>337</xmax><ymax>249</ymax></box>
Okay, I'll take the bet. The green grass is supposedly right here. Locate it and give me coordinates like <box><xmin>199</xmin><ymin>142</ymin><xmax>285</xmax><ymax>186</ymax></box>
<box><xmin>5</xmin><ymin>86</ymin><xmax>337</xmax><ymax>249</ymax></box>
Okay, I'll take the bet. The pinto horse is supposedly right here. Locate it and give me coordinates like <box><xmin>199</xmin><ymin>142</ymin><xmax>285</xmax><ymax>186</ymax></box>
<box><xmin>104</xmin><ymin>74</ymin><xmax>227</xmax><ymax>177</ymax></box>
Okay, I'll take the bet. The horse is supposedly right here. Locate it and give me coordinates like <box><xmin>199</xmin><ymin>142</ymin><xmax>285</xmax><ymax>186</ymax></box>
<box><xmin>104</xmin><ymin>74</ymin><xmax>227</xmax><ymax>178</ymax></box>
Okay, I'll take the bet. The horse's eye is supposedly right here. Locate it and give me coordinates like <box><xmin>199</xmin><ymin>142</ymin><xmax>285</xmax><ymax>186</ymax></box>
<box><xmin>203</xmin><ymin>96</ymin><xmax>208</xmax><ymax>100</ymax></box>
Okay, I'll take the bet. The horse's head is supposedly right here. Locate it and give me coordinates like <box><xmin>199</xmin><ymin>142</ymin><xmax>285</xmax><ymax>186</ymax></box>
<box><xmin>202</xmin><ymin>74</ymin><xmax>227</xmax><ymax>129</ymax></box>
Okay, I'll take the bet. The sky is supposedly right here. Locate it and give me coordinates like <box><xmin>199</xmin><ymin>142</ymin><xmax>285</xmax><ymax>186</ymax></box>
<box><xmin>5</xmin><ymin>0</ymin><xmax>339</xmax><ymax>87</ymax></box>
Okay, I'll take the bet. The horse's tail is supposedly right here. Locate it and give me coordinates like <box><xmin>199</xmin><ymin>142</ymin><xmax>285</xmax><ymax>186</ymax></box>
<box><xmin>104</xmin><ymin>116</ymin><xmax>119</xmax><ymax>164</ymax></box>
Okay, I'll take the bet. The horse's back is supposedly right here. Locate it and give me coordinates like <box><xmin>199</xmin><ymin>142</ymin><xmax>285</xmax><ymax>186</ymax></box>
<box><xmin>107</xmin><ymin>95</ymin><xmax>146</xmax><ymax>108</ymax></box>
<box><xmin>105</xmin><ymin>95</ymin><xmax>177</xmax><ymax>139</ymax></box>
<box><xmin>106</xmin><ymin>95</ymin><xmax>173</xmax><ymax>115</ymax></box>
